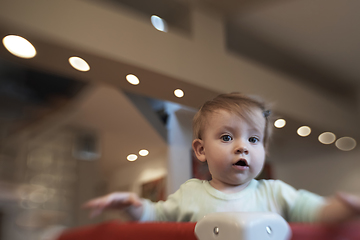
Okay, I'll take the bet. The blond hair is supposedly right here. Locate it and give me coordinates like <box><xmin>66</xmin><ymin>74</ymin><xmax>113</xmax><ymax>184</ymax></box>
<box><xmin>193</xmin><ymin>93</ymin><xmax>272</xmax><ymax>149</ymax></box>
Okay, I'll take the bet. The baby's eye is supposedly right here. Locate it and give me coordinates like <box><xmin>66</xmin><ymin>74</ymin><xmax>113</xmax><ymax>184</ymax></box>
<box><xmin>221</xmin><ymin>135</ymin><xmax>233</xmax><ymax>142</ymax></box>
<box><xmin>249</xmin><ymin>137</ymin><xmax>259</xmax><ymax>143</ymax></box>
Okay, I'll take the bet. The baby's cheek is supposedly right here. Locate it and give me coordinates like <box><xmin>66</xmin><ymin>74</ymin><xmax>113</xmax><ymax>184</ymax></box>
<box><xmin>208</xmin><ymin>160</ymin><xmax>221</xmax><ymax>171</ymax></box>
<box><xmin>253</xmin><ymin>159</ymin><xmax>265</xmax><ymax>174</ymax></box>
<box><xmin>207</xmin><ymin>159</ymin><xmax>225</xmax><ymax>174</ymax></box>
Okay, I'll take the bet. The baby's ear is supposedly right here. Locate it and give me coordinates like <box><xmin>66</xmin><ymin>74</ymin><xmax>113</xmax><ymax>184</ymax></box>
<box><xmin>192</xmin><ymin>139</ymin><xmax>206</xmax><ymax>162</ymax></box>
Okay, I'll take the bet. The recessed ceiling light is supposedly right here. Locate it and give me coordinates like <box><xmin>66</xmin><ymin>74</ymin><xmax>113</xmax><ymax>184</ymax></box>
<box><xmin>68</xmin><ymin>56</ymin><xmax>90</xmax><ymax>72</ymax></box>
<box><xmin>2</xmin><ymin>35</ymin><xmax>37</xmax><ymax>59</ymax></box>
<box><xmin>127</xmin><ymin>154</ymin><xmax>138</xmax><ymax>162</ymax></box>
<box><xmin>174</xmin><ymin>89</ymin><xmax>184</xmax><ymax>98</ymax></box>
<box><xmin>318</xmin><ymin>132</ymin><xmax>336</xmax><ymax>144</ymax></box>
<box><xmin>126</xmin><ymin>74</ymin><xmax>140</xmax><ymax>85</ymax></box>
<box><xmin>297</xmin><ymin>126</ymin><xmax>311</xmax><ymax>137</ymax></box>
<box><xmin>274</xmin><ymin>119</ymin><xmax>286</xmax><ymax>128</ymax></box>
<box><xmin>139</xmin><ymin>149</ymin><xmax>149</xmax><ymax>156</ymax></box>
<box><xmin>335</xmin><ymin>137</ymin><xmax>356</xmax><ymax>151</ymax></box>
<box><xmin>151</xmin><ymin>15</ymin><xmax>167</xmax><ymax>32</ymax></box>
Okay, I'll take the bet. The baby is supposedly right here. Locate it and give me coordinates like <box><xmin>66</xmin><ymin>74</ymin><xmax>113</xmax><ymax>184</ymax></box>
<box><xmin>84</xmin><ymin>93</ymin><xmax>360</xmax><ymax>223</ymax></box>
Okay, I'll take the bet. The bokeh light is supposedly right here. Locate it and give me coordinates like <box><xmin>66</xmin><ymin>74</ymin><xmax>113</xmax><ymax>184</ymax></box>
<box><xmin>68</xmin><ymin>56</ymin><xmax>90</xmax><ymax>72</ymax></box>
<box><xmin>297</xmin><ymin>126</ymin><xmax>311</xmax><ymax>137</ymax></box>
<box><xmin>318</xmin><ymin>132</ymin><xmax>336</xmax><ymax>144</ymax></box>
<box><xmin>139</xmin><ymin>149</ymin><xmax>149</xmax><ymax>156</ymax></box>
<box><xmin>274</xmin><ymin>119</ymin><xmax>286</xmax><ymax>128</ymax></box>
<box><xmin>174</xmin><ymin>89</ymin><xmax>184</xmax><ymax>98</ymax></box>
<box><xmin>151</xmin><ymin>15</ymin><xmax>167</xmax><ymax>32</ymax></box>
<box><xmin>126</xmin><ymin>74</ymin><xmax>140</xmax><ymax>85</ymax></box>
<box><xmin>335</xmin><ymin>137</ymin><xmax>357</xmax><ymax>151</ymax></box>
<box><xmin>127</xmin><ymin>154</ymin><xmax>138</xmax><ymax>161</ymax></box>
<box><xmin>2</xmin><ymin>35</ymin><xmax>37</xmax><ymax>59</ymax></box>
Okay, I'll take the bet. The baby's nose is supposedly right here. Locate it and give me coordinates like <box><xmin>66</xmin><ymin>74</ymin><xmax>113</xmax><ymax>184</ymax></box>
<box><xmin>235</xmin><ymin>146</ymin><xmax>249</xmax><ymax>155</ymax></box>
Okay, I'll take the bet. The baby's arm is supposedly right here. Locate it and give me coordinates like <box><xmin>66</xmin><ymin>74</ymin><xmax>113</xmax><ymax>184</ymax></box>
<box><xmin>83</xmin><ymin>192</ymin><xmax>144</xmax><ymax>221</ymax></box>
<box><xmin>317</xmin><ymin>192</ymin><xmax>360</xmax><ymax>223</ymax></box>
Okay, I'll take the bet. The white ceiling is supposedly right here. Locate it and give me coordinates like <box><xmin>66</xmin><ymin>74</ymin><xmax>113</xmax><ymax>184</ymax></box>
<box><xmin>134</xmin><ymin>0</ymin><xmax>360</xmax><ymax>88</ymax></box>
<box><xmin>86</xmin><ymin>0</ymin><xmax>360</xmax><ymax>104</ymax></box>
<box><xmin>232</xmin><ymin>0</ymin><xmax>360</xmax><ymax>85</ymax></box>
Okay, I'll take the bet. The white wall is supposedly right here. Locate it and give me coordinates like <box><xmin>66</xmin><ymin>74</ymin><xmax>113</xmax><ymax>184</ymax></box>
<box><xmin>107</xmin><ymin>150</ymin><xmax>167</xmax><ymax>195</ymax></box>
<box><xmin>103</xmin><ymin>135</ymin><xmax>167</xmax><ymax>221</ymax></box>
<box><xmin>274</xmin><ymin>148</ymin><xmax>360</xmax><ymax>196</ymax></box>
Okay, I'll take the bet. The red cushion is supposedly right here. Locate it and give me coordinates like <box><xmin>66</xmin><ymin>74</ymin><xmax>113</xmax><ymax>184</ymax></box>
<box><xmin>58</xmin><ymin>221</ymin><xmax>198</xmax><ymax>240</ymax></box>
<box><xmin>58</xmin><ymin>221</ymin><xmax>360</xmax><ymax>240</ymax></box>
<box><xmin>290</xmin><ymin>221</ymin><xmax>360</xmax><ymax>240</ymax></box>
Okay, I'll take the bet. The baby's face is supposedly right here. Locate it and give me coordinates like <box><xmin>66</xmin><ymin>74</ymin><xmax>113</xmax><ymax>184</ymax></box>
<box><xmin>200</xmin><ymin>109</ymin><xmax>266</xmax><ymax>192</ymax></box>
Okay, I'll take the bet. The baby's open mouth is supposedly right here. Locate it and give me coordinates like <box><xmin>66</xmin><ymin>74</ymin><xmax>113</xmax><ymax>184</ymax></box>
<box><xmin>233</xmin><ymin>159</ymin><xmax>248</xmax><ymax>167</ymax></box>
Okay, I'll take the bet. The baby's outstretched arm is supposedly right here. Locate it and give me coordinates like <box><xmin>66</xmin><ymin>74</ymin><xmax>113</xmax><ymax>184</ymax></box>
<box><xmin>317</xmin><ymin>192</ymin><xmax>360</xmax><ymax>223</ymax></box>
<box><xmin>83</xmin><ymin>192</ymin><xmax>144</xmax><ymax>221</ymax></box>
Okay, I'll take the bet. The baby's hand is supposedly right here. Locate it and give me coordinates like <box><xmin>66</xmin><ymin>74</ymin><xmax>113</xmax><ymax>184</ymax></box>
<box><xmin>82</xmin><ymin>192</ymin><xmax>143</xmax><ymax>218</ymax></box>
<box><xmin>337</xmin><ymin>192</ymin><xmax>360</xmax><ymax>214</ymax></box>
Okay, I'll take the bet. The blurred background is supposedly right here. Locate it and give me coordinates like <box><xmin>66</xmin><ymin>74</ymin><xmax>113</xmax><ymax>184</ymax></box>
<box><xmin>0</xmin><ymin>0</ymin><xmax>359</xmax><ymax>239</ymax></box>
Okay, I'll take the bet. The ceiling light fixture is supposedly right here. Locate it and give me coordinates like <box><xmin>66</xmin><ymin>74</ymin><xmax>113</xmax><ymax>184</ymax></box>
<box><xmin>139</xmin><ymin>149</ymin><xmax>149</xmax><ymax>157</ymax></box>
<box><xmin>297</xmin><ymin>126</ymin><xmax>311</xmax><ymax>137</ymax></box>
<box><xmin>68</xmin><ymin>56</ymin><xmax>90</xmax><ymax>72</ymax></box>
<box><xmin>274</xmin><ymin>119</ymin><xmax>286</xmax><ymax>128</ymax></box>
<box><xmin>126</xmin><ymin>74</ymin><xmax>140</xmax><ymax>85</ymax></box>
<box><xmin>127</xmin><ymin>154</ymin><xmax>138</xmax><ymax>162</ymax></box>
<box><xmin>335</xmin><ymin>137</ymin><xmax>356</xmax><ymax>151</ymax></box>
<box><xmin>318</xmin><ymin>132</ymin><xmax>336</xmax><ymax>144</ymax></box>
<box><xmin>151</xmin><ymin>15</ymin><xmax>167</xmax><ymax>32</ymax></box>
<box><xmin>174</xmin><ymin>89</ymin><xmax>184</xmax><ymax>98</ymax></box>
<box><xmin>2</xmin><ymin>35</ymin><xmax>37</xmax><ymax>59</ymax></box>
